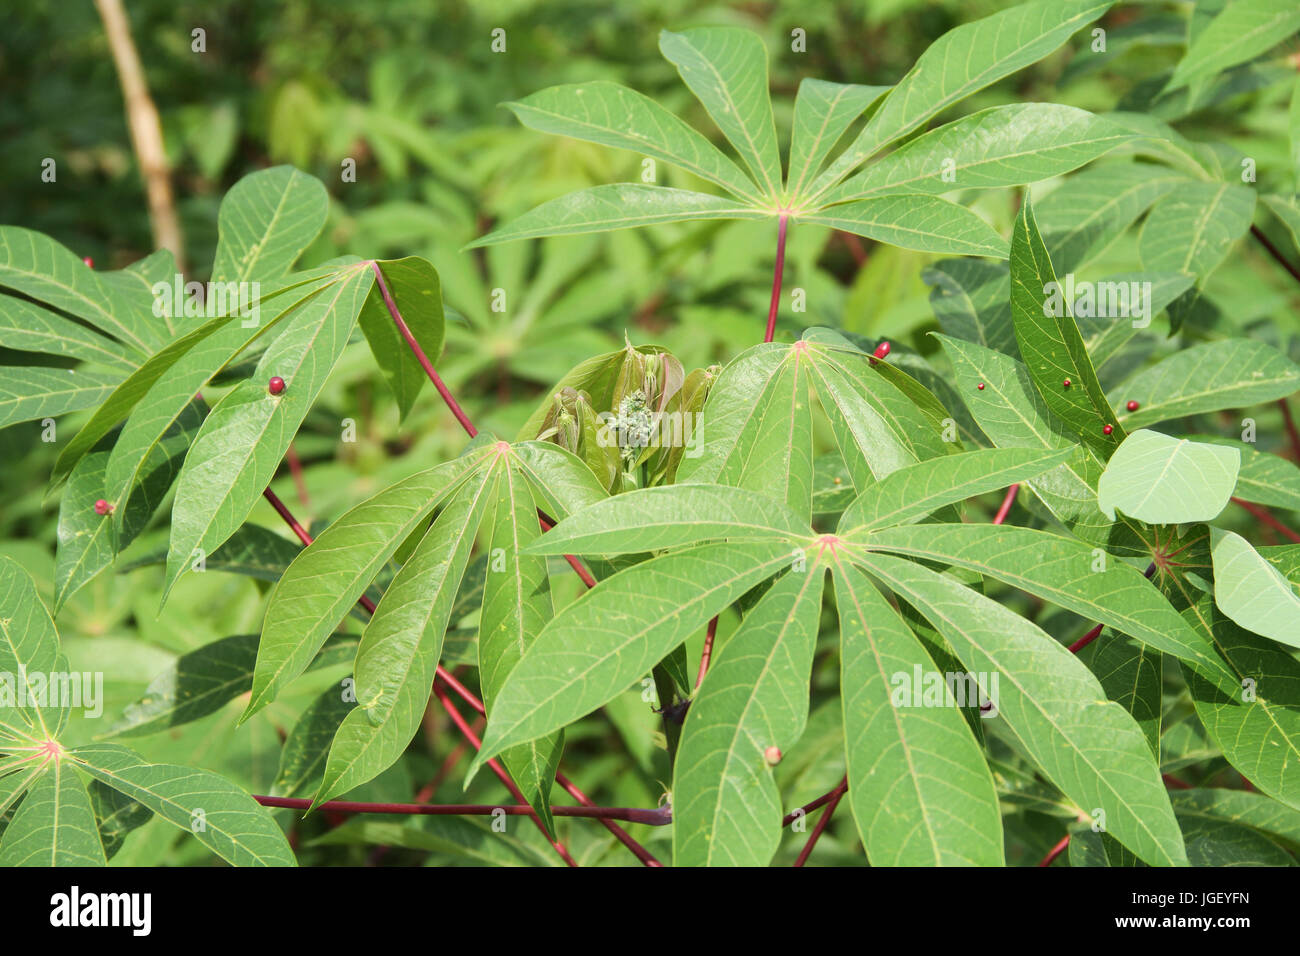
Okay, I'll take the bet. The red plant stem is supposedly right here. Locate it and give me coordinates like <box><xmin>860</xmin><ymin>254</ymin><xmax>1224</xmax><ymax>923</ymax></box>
<box><xmin>369</xmin><ymin>260</ymin><xmax>477</xmax><ymax>438</ymax></box>
<box><xmin>537</xmin><ymin>513</ymin><xmax>598</xmax><ymax>588</ymax></box>
<box><xmin>838</xmin><ymin>230</ymin><xmax>867</xmax><ymax>266</ymax></box>
<box><xmin>1251</xmin><ymin>224</ymin><xmax>1300</xmax><ymax>285</ymax></box>
<box><xmin>993</xmin><ymin>484</ymin><xmax>1018</xmax><ymax>525</ymax></box>
<box><xmin>553</xmin><ymin>773</ymin><xmax>665</xmax><ymax>867</ymax></box>
<box><xmin>253</xmin><ymin>795</ymin><xmax>670</xmax><ymax>826</ymax></box>
<box><xmin>285</xmin><ymin>443</ymin><xmax>310</xmax><ymax>507</ymax></box>
<box><xmin>782</xmin><ymin>785</ymin><xmax>841</xmax><ymax>827</ymax></box>
<box><xmin>262</xmin><ymin>487</ymin><xmax>313</xmax><ymax>547</ymax></box>
<box><xmin>695</xmin><ymin>616</ymin><xmax>719</xmax><ymax>689</ymax></box>
<box><xmin>1232</xmin><ymin>498</ymin><xmax>1300</xmax><ymax>542</ymax></box>
<box><xmin>433</xmin><ymin>681</ymin><xmax>579</xmax><ymax>867</ymax></box>
<box><xmin>1162</xmin><ymin>774</ymin><xmax>1191</xmax><ymax>790</ymax></box>
<box><xmin>763</xmin><ymin>213</ymin><xmax>790</xmax><ymax>343</ymax></box>
<box><xmin>1280</xmin><ymin>399</ymin><xmax>1300</xmax><ymax>462</ymax></box>
<box><xmin>1037</xmin><ymin>834</ymin><xmax>1071</xmax><ymax>867</ymax></box>
<box><xmin>793</xmin><ymin>776</ymin><xmax>848</xmax><ymax>867</ymax></box>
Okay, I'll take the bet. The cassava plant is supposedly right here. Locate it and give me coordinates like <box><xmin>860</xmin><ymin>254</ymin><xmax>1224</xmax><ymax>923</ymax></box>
<box><xmin>3</xmin><ymin>0</ymin><xmax>1300</xmax><ymax>869</ymax></box>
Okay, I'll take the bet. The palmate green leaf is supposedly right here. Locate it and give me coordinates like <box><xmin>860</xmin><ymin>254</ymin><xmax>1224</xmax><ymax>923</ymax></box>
<box><xmin>313</xmin><ymin>463</ymin><xmax>496</xmax><ymax>807</ymax></box>
<box><xmin>658</xmin><ymin>28</ymin><xmax>782</xmax><ymax>201</ymax></box>
<box><xmin>1034</xmin><ymin>163</ymin><xmax>1187</xmax><ymax>274</ymax></box>
<box><xmin>245</xmin><ymin>451</ymin><xmax>486</xmax><ymax>719</ymax></box>
<box><xmin>210</xmin><ymin>166</ymin><xmax>328</xmax><ymax>285</ymax></box>
<box><xmin>935</xmin><ymin>334</ymin><xmax>1137</xmax><ymax>550</ymax></box>
<box><xmin>801</xmin><ymin>195</ymin><xmax>1008</xmax><ymax>258</ymax></box>
<box><xmin>838</xmin><ymin>446</ymin><xmax>1073</xmax><ymax>534</ymax></box>
<box><xmin>479</xmin><ymin>462</ymin><xmax>562</xmax><ymax>830</ymax></box>
<box><xmin>857</xmin><ymin>552</ymin><xmax>1187</xmax><ymax>866</ymax></box>
<box><xmin>0</xmin><ymin>296</ymin><xmax>138</xmax><ymax>372</ymax></box>
<box><xmin>1180</xmin><ymin>593</ymin><xmax>1300</xmax><ymax>811</ymax></box>
<box><xmin>0</xmin><ymin>366</ymin><xmax>122</xmax><ymax>430</ymax></box>
<box><xmin>787</xmin><ymin>80</ymin><xmax>889</xmax><ymax>200</ymax></box>
<box><xmin>467</xmin><ymin>184</ymin><xmax>767</xmax><ymax>248</ymax></box>
<box><xmin>674</xmin><ymin>566</ymin><xmax>825</xmax><ymax>867</ymax></box>
<box><xmin>0</xmin><ymin>225</ymin><xmax>160</xmax><ymax>355</ymax></box>
<box><xmin>504</xmin><ymin>81</ymin><xmax>761</xmax><ymax>203</ymax></box>
<box><xmin>71</xmin><ymin>743</ymin><xmax>295</xmax><ymax>867</ymax></box>
<box><xmin>0</xmin><ymin>556</ymin><xmax>65</xmax><ymax>739</ymax></box>
<box><xmin>854</xmin><ymin>523</ymin><xmax>1239</xmax><ymax>696</ymax></box>
<box><xmin>1166</xmin><ymin>0</ymin><xmax>1300</xmax><ymax>92</ymax></box>
<box><xmin>1098</xmin><ymin>430</ymin><xmax>1239</xmax><ymax>524</ymax></box>
<box><xmin>272</xmin><ymin>684</ymin><xmax>355</xmax><ymax>799</ymax></box>
<box><xmin>1137</xmin><ymin>182</ymin><xmax>1256</xmax><ymax>278</ymax></box>
<box><xmin>469</xmin><ymin>540</ymin><xmax>797</xmax><ymax>777</ymax></box>
<box><xmin>89</xmin><ymin>779</ymin><xmax>152</xmax><ymax>860</ymax></box>
<box><xmin>0</xmin><ymin>762</ymin><xmax>106</xmax><ymax>866</ymax></box>
<box><xmin>357</xmin><ymin>257</ymin><xmax>446</xmax><ymax>422</ymax></box>
<box><xmin>105</xmin><ymin>275</ymin><xmax>339</xmax><ymax>537</ymax></box>
<box><xmin>834</xmin><ymin>561</ymin><xmax>1003</xmax><ymax>866</ymax></box>
<box><xmin>528</xmin><ymin>483</ymin><xmax>809</xmax><ymax>556</ymax></box>
<box><xmin>1009</xmin><ymin>198</ymin><xmax>1122</xmax><ymax>455</ymax></box>
<box><xmin>1113</xmin><ymin>340</ymin><xmax>1300</xmax><ymax>429</ymax></box>
<box><xmin>1211</xmin><ymin>529</ymin><xmax>1300</xmax><ymax>648</ymax></box>
<box><xmin>676</xmin><ymin>343</ymin><xmax>814</xmax><ymax>518</ymax></box>
<box><xmin>825</xmin><ymin>104</ymin><xmax>1133</xmax><ymax>203</ymax></box>
<box><xmin>805</xmin><ymin>0</ymin><xmax>1115</xmax><ymax>201</ymax></box>
<box><xmin>165</xmin><ymin>266</ymin><xmax>375</xmax><ymax>598</ymax></box>
<box><xmin>54</xmin><ymin>402</ymin><xmax>204</xmax><ymax>611</ymax></box>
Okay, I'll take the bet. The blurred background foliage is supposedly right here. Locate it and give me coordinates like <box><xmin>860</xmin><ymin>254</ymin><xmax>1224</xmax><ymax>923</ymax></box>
<box><xmin>1</xmin><ymin>0</ymin><xmax>1299</xmax><ymax>864</ymax></box>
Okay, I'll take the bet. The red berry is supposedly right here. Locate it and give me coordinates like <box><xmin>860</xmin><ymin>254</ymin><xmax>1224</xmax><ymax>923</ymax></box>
<box><xmin>93</xmin><ymin>499</ymin><xmax>111</xmax><ymax>516</ymax></box>
<box><xmin>268</xmin><ymin>376</ymin><xmax>286</xmax><ymax>395</ymax></box>
<box><xmin>1063</xmin><ymin>378</ymin><xmax>1072</xmax><ymax>388</ymax></box>
<box><xmin>872</xmin><ymin>341</ymin><xmax>891</xmax><ymax>360</ymax></box>
<box><xmin>1126</xmin><ymin>400</ymin><xmax>1139</xmax><ymax>412</ymax></box>
<box><xmin>764</xmin><ymin>745</ymin><xmax>783</xmax><ymax>766</ymax></box>
<box><xmin>977</xmin><ymin>383</ymin><xmax>985</xmax><ymax>390</ymax></box>
<box><xmin>82</xmin><ymin>257</ymin><xmax>94</xmax><ymax>268</ymax></box>
<box><xmin>1103</xmin><ymin>424</ymin><xmax>1114</xmax><ymax>435</ymax></box>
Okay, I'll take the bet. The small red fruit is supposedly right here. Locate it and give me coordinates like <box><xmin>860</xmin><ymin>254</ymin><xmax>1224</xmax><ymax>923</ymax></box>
<box><xmin>1103</xmin><ymin>424</ymin><xmax>1114</xmax><ymax>435</ymax></box>
<box><xmin>1063</xmin><ymin>378</ymin><xmax>1072</xmax><ymax>388</ymax></box>
<box><xmin>268</xmin><ymin>376</ymin><xmax>286</xmax><ymax>395</ymax></box>
<box><xmin>1126</xmin><ymin>400</ymin><xmax>1139</xmax><ymax>412</ymax></box>
<box><xmin>977</xmin><ymin>383</ymin><xmax>985</xmax><ymax>390</ymax></box>
<box><xmin>82</xmin><ymin>257</ymin><xmax>94</xmax><ymax>268</ymax></box>
<box><xmin>93</xmin><ymin>499</ymin><xmax>112</xmax><ymax>516</ymax></box>
<box><xmin>872</xmin><ymin>340</ymin><xmax>891</xmax><ymax>360</ymax></box>
<box><xmin>763</xmin><ymin>746</ymin><xmax>783</xmax><ymax>766</ymax></box>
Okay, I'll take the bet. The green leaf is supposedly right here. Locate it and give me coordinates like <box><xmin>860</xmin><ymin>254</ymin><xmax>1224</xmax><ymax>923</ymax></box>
<box><xmin>855</xmin><ymin>523</ymin><xmax>1239</xmax><ymax>695</ymax></box>
<box><xmin>1114</xmin><ymin>340</ymin><xmax>1300</xmax><ymax>429</ymax></box>
<box><xmin>1076</xmin><ymin>634</ymin><xmax>1161</xmax><ymax>755</ymax></box>
<box><xmin>71</xmin><ymin>743</ymin><xmax>295</xmax><ymax>867</ymax></box>
<box><xmin>1137</xmin><ymin>182</ymin><xmax>1256</xmax><ymax>278</ymax></box>
<box><xmin>0</xmin><ymin>296</ymin><xmax>138</xmax><ymax>372</ymax></box>
<box><xmin>787</xmin><ymin>80</ymin><xmax>889</xmax><ymax>202</ymax></box>
<box><xmin>528</xmin><ymin>483</ymin><xmax>809</xmax><ymax>556</ymax></box>
<box><xmin>658</xmin><ymin>28</ymin><xmax>783</xmax><ymax>200</ymax></box>
<box><xmin>673</xmin><ymin>566</ymin><xmax>826</xmax><ymax>866</ymax></box>
<box><xmin>109</xmin><ymin>635</ymin><xmax>260</xmax><ymax>737</ymax></box>
<box><xmin>165</xmin><ymin>266</ymin><xmax>375</xmax><ymax>598</ymax></box>
<box><xmin>510</xmin><ymin>440</ymin><xmax>610</xmax><ymax>519</ymax></box>
<box><xmin>272</xmin><ymin>684</ymin><xmax>355</xmax><ymax>799</ymax></box>
<box><xmin>479</xmin><ymin>462</ymin><xmax>561</xmax><ymax>830</ymax></box>
<box><xmin>834</xmin><ymin>561</ymin><xmax>1003</xmax><ymax>865</ymax></box>
<box><xmin>1224</xmin><ymin>442</ymin><xmax>1300</xmax><ymax>511</ymax></box>
<box><xmin>1098</xmin><ymin>430</ymin><xmax>1240</xmax><ymax>524</ymax></box>
<box><xmin>469</xmin><ymin>540</ymin><xmax>796</xmax><ymax>776</ymax></box>
<box><xmin>1211</xmin><ymin>529</ymin><xmax>1300</xmax><ymax>648</ymax></box>
<box><xmin>0</xmin><ymin>556</ymin><xmax>65</xmax><ymax>739</ymax></box>
<box><xmin>858</xmin><ymin>551</ymin><xmax>1187</xmax><ymax>866</ymax></box>
<box><xmin>825</xmin><ymin>105</ymin><xmax>1133</xmax><ymax>203</ymax></box>
<box><xmin>88</xmin><ymin>780</ymin><xmax>152</xmax><ymax>860</ymax></box>
<box><xmin>210</xmin><ymin>166</ymin><xmax>329</xmax><ymax>285</ymax></box>
<box><xmin>801</xmin><ymin>195</ymin><xmax>1007</xmax><ymax>258</ymax></box>
<box><xmin>0</xmin><ymin>762</ymin><xmax>106</xmax><ymax>866</ymax></box>
<box><xmin>0</xmin><ymin>366</ymin><xmax>122</xmax><ymax>430</ymax></box>
<box><xmin>467</xmin><ymin>185</ymin><xmax>767</xmax><ymax>247</ymax></box>
<box><xmin>1167</xmin><ymin>0</ymin><xmax>1300</xmax><ymax>92</ymax></box>
<box><xmin>807</xmin><ymin>0</ymin><xmax>1115</xmax><ymax>198</ymax></box>
<box><xmin>1010</xmin><ymin>197</ymin><xmax>1122</xmax><ymax>454</ymax></box>
<box><xmin>505</xmin><ymin>81</ymin><xmax>760</xmax><ymax>202</ymax></box>
<box><xmin>314</xmin><ymin>464</ymin><xmax>496</xmax><ymax>806</ymax></box>
<box><xmin>1171</xmin><ymin>788</ymin><xmax>1300</xmax><ymax>847</ymax></box>
<box><xmin>357</xmin><ymin>257</ymin><xmax>446</xmax><ymax>422</ymax></box>
<box><xmin>246</xmin><ymin>452</ymin><xmax>484</xmax><ymax>718</ymax></box>
<box><xmin>838</xmin><ymin>446</ymin><xmax>1073</xmax><ymax>534</ymax></box>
